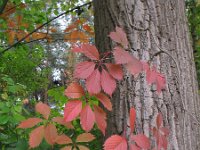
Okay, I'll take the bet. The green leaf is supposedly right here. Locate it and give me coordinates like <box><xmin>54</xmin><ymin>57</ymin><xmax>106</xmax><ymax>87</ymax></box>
<box><xmin>0</xmin><ymin>115</ymin><xmax>9</xmax><ymax>124</ymax></box>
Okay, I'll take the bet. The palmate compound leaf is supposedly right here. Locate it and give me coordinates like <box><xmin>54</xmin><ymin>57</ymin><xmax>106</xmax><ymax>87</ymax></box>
<box><xmin>17</xmin><ymin>118</ymin><xmax>43</xmax><ymax>129</ymax></box>
<box><xmin>105</xmin><ymin>63</ymin><xmax>123</xmax><ymax>80</ymax></box>
<box><xmin>86</xmin><ymin>69</ymin><xmax>101</xmax><ymax>94</ymax></box>
<box><xmin>101</xmin><ymin>69</ymin><xmax>116</xmax><ymax>96</ymax></box>
<box><xmin>44</xmin><ymin>124</ymin><xmax>58</xmax><ymax>145</ymax></box>
<box><xmin>95</xmin><ymin>93</ymin><xmax>112</xmax><ymax>111</ymax></box>
<box><xmin>78</xmin><ymin>145</ymin><xmax>90</xmax><ymax>150</ymax></box>
<box><xmin>94</xmin><ymin>105</ymin><xmax>107</xmax><ymax>135</ymax></box>
<box><xmin>35</xmin><ymin>102</ymin><xmax>51</xmax><ymax>120</ymax></box>
<box><xmin>55</xmin><ymin>134</ymin><xmax>72</xmax><ymax>145</ymax></box>
<box><xmin>109</xmin><ymin>27</ymin><xmax>128</xmax><ymax>48</ymax></box>
<box><xmin>130</xmin><ymin>107</ymin><xmax>136</xmax><ymax>133</ymax></box>
<box><xmin>130</xmin><ymin>144</ymin><xmax>140</xmax><ymax>150</ymax></box>
<box><xmin>104</xmin><ymin>135</ymin><xmax>127</xmax><ymax>150</ymax></box>
<box><xmin>131</xmin><ymin>134</ymin><xmax>150</xmax><ymax>149</ymax></box>
<box><xmin>81</xmin><ymin>44</ymin><xmax>100</xmax><ymax>60</ymax></box>
<box><xmin>80</xmin><ymin>104</ymin><xmax>95</xmax><ymax>132</ymax></box>
<box><xmin>64</xmin><ymin>100</ymin><xmax>82</xmax><ymax>122</ymax></box>
<box><xmin>65</xmin><ymin>82</ymin><xmax>85</xmax><ymax>98</ymax></box>
<box><xmin>61</xmin><ymin>146</ymin><xmax>73</xmax><ymax>150</ymax></box>
<box><xmin>113</xmin><ymin>47</ymin><xmax>133</xmax><ymax>64</ymax></box>
<box><xmin>52</xmin><ymin>117</ymin><xmax>74</xmax><ymax>129</ymax></box>
<box><xmin>76</xmin><ymin>133</ymin><xmax>95</xmax><ymax>142</ymax></box>
<box><xmin>74</xmin><ymin>61</ymin><xmax>96</xmax><ymax>79</ymax></box>
<box><xmin>29</xmin><ymin>125</ymin><xmax>44</xmax><ymax>148</ymax></box>
<box><xmin>126</xmin><ymin>58</ymin><xmax>143</xmax><ymax>76</ymax></box>
<box><xmin>72</xmin><ymin>44</ymin><xmax>100</xmax><ymax>60</ymax></box>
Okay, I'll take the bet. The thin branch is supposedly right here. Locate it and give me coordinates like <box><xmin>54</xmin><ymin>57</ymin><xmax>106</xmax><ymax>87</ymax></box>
<box><xmin>0</xmin><ymin>1</ymin><xmax>92</xmax><ymax>56</ymax></box>
<box><xmin>0</xmin><ymin>0</ymin><xmax>8</xmax><ymax>14</ymax></box>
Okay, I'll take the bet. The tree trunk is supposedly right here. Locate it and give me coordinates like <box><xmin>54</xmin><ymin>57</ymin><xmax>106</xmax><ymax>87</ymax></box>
<box><xmin>93</xmin><ymin>0</ymin><xmax>200</xmax><ymax>149</ymax></box>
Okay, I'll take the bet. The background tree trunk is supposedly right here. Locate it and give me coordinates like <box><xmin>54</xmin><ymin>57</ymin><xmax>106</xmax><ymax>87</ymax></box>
<box><xmin>94</xmin><ymin>0</ymin><xmax>200</xmax><ymax>149</ymax></box>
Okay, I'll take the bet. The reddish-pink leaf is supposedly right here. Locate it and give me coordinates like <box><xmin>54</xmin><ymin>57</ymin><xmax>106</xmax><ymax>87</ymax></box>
<box><xmin>156</xmin><ymin>73</ymin><xmax>166</xmax><ymax>93</ymax></box>
<box><xmin>61</xmin><ymin>146</ymin><xmax>72</xmax><ymax>150</ymax></box>
<box><xmin>71</xmin><ymin>45</ymin><xmax>83</xmax><ymax>53</ymax></box>
<box><xmin>86</xmin><ymin>69</ymin><xmax>101</xmax><ymax>94</ymax></box>
<box><xmin>44</xmin><ymin>124</ymin><xmax>58</xmax><ymax>145</ymax></box>
<box><xmin>94</xmin><ymin>105</ymin><xmax>107</xmax><ymax>135</ymax></box>
<box><xmin>160</xmin><ymin>127</ymin><xmax>170</xmax><ymax>136</ymax></box>
<box><xmin>126</xmin><ymin>58</ymin><xmax>143</xmax><ymax>76</ymax></box>
<box><xmin>101</xmin><ymin>69</ymin><xmax>116</xmax><ymax>96</ymax></box>
<box><xmin>55</xmin><ymin>134</ymin><xmax>72</xmax><ymax>145</ymax></box>
<box><xmin>76</xmin><ymin>133</ymin><xmax>95</xmax><ymax>142</ymax></box>
<box><xmin>78</xmin><ymin>145</ymin><xmax>90</xmax><ymax>150</ymax></box>
<box><xmin>35</xmin><ymin>102</ymin><xmax>51</xmax><ymax>120</ymax></box>
<box><xmin>105</xmin><ymin>63</ymin><xmax>123</xmax><ymax>80</ymax></box>
<box><xmin>80</xmin><ymin>105</ymin><xmax>95</xmax><ymax>132</ymax></box>
<box><xmin>29</xmin><ymin>125</ymin><xmax>44</xmax><ymax>148</ymax></box>
<box><xmin>65</xmin><ymin>82</ymin><xmax>85</xmax><ymax>98</ymax></box>
<box><xmin>74</xmin><ymin>61</ymin><xmax>95</xmax><ymax>79</ymax></box>
<box><xmin>130</xmin><ymin>108</ymin><xmax>136</xmax><ymax>133</ymax></box>
<box><xmin>130</xmin><ymin>144</ymin><xmax>140</xmax><ymax>150</ymax></box>
<box><xmin>17</xmin><ymin>118</ymin><xmax>43</xmax><ymax>129</ymax></box>
<box><xmin>81</xmin><ymin>44</ymin><xmax>100</xmax><ymax>60</ymax></box>
<box><xmin>52</xmin><ymin>117</ymin><xmax>74</xmax><ymax>129</ymax></box>
<box><xmin>109</xmin><ymin>27</ymin><xmax>128</xmax><ymax>48</ymax></box>
<box><xmin>104</xmin><ymin>135</ymin><xmax>127</xmax><ymax>150</ymax></box>
<box><xmin>64</xmin><ymin>100</ymin><xmax>82</xmax><ymax>122</ymax></box>
<box><xmin>156</xmin><ymin>113</ymin><xmax>163</xmax><ymax>128</ymax></box>
<box><xmin>146</xmin><ymin>66</ymin><xmax>157</xmax><ymax>84</ymax></box>
<box><xmin>113</xmin><ymin>47</ymin><xmax>133</xmax><ymax>64</ymax></box>
<box><xmin>131</xmin><ymin>134</ymin><xmax>150</xmax><ymax>149</ymax></box>
<box><xmin>95</xmin><ymin>93</ymin><xmax>112</xmax><ymax>111</ymax></box>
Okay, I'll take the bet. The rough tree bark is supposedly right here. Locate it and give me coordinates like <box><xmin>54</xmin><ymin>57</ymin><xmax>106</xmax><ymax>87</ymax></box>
<box><xmin>94</xmin><ymin>0</ymin><xmax>200</xmax><ymax>149</ymax></box>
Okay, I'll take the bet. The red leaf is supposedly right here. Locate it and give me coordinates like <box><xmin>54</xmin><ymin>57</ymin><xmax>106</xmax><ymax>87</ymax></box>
<box><xmin>105</xmin><ymin>63</ymin><xmax>123</xmax><ymax>80</ymax></box>
<box><xmin>35</xmin><ymin>102</ymin><xmax>51</xmax><ymax>120</ymax></box>
<box><xmin>104</xmin><ymin>135</ymin><xmax>127</xmax><ymax>150</ymax></box>
<box><xmin>160</xmin><ymin>127</ymin><xmax>170</xmax><ymax>136</ymax></box>
<box><xmin>80</xmin><ymin>105</ymin><xmax>95</xmax><ymax>132</ymax></box>
<box><xmin>64</xmin><ymin>100</ymin><xmax>82</xmax><ymax>122</ymax></box>
<box><xmin>86</xmin><ymin>69</ymin><xmax>101</xmax><ymax>94</ymax></box>
<box><xmin>71</xmin><ymin>45</ymin><xmax>83</xmax><ymax>53</ymax></box>
<box><xmin>131</xmin><ymin>134</ymin><xmax>150</xmax><ymax>149</ymax></box>
<box><xmin>95</xmin><ymin>93</ymin><xmax>112</xmax><ymax>111</ymax></box>
<box><xmin>52</xmin><ymin>117</ymin><xmax>74</xmax><ymax>129</ymax></box>
<box><xmin>130</xmin><ymin>144</ymin><xmax>140</xmax><ymax>150</ymax></box>
<box><xmin>44</xmin><ymin>124</ymin><xmax>58</xmax><ymax>145</ymax></box>
<box><xmin>74</xmin><ymin>61</ymin><xmax>95</xmax><ymax>79</ymax></box>
<box><xmin>126</xmin><ymin>58</ymin><xmax>143</xmax><ymax>76</ymax></box>
<box><xmin>94</xmin><ymin>105</ymin><xmax>107</xmax><ymax>135</ymax></box>
<box><xmin>81</xmin><ymin>44</ymin><xmax>100</xmax><ymax>60</ymax></box>
<box><xmin>130</xmin><ymin>108</ymin><xmax>136</xmax><ymax>133</ymax></box>
<box><xmin>146</xmin><ymin>66</ymin><xmax>157</xmax><ymax>84</ymax></box>
<box><xmin>65</xmin><ymin>82</ymin><xmax>85</xmax><ymax>98</ymax></box>
<box><xmin>156</xmin><ymin>113</ymin><xmax>163</xmax><ymax>128</ymax></box>
<box><xmin>78</xmin><ymin>145</ymin><xmax>90</xmax><ymax>150</ymax></box>
<box><xmin>76</xmin><ymin>133</ymin><xmax>95</xmax><ymax>142</ymax></box>
<box><xmin>156</xmin><ymin>73</ymin><xmax>166</xmax><ymax>93</ymax></box>
<box><xmin>29</xmin><ymin>125</ymin><xmax>44</xmax><ymax>148</ymax></box>
<box><xmin>113</xmin><ymin>47</ymin><xmax>133</xmax><ymax>64</ymax></box>
<box><xmin>101</xmin><ymin>69</ymin><xmax>116</xmax><ymax>96</ymax></box>
<box><xmin>55</xmin><ymin>134</ymin><xmax>72</xmax><ymax>144</ymax></box>
<box><xmin>17</xmin><ymin>118</ymin><xmax>43</xmax><ymax>129</ymax></box>
<box><xmin>61</xmin><ymin>146</ymin><xmax>72</xmax><ymax>150</ymax></box>
<box><xmin>109</xmin><ymin>27</ymin><xmax>128</xmax><ymax>48</ymax></box>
